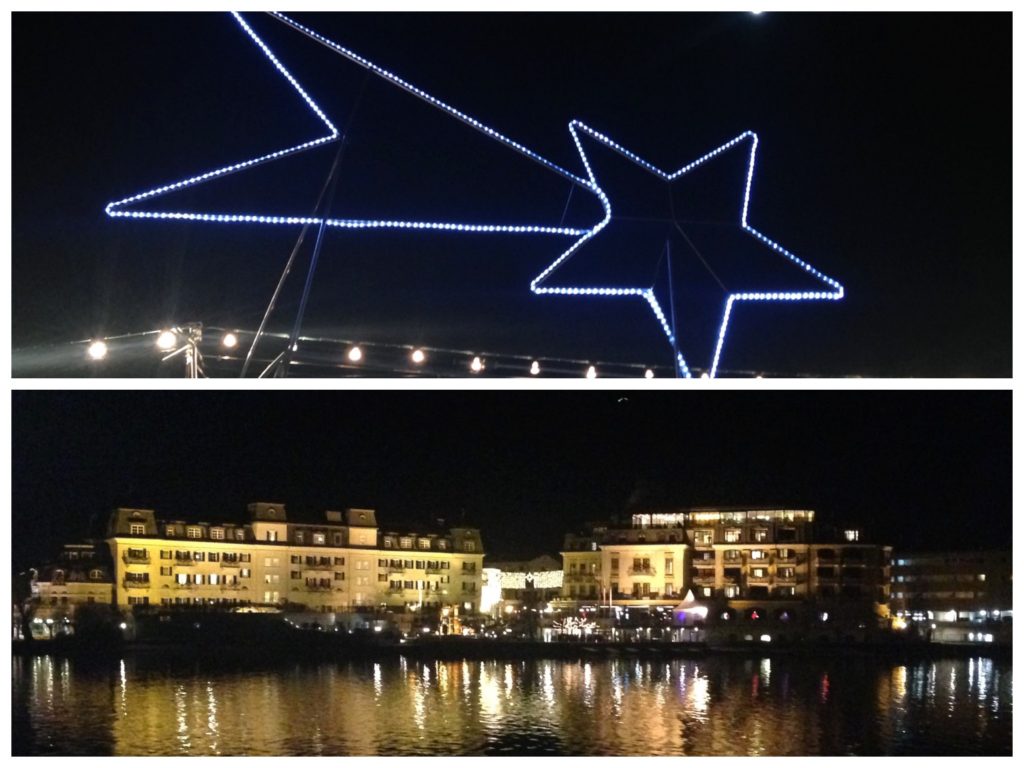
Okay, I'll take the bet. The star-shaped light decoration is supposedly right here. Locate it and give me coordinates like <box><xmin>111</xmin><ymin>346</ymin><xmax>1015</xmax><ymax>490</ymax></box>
<box><xmin>531</xmin><ymin>121</ymin><xmax>844</xmax><ymax>377</ymax></box>
<box><xmin>106</xmin><ymin>12</ymin><xmax>842</xmax><ymax>377</ymax></box>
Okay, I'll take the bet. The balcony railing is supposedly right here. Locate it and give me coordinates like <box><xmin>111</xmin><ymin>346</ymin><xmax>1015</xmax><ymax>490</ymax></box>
<box><xmin>220</xmin><ymin>560</ymin><xmax>241</xmax><ymax>567</ymax></box>
<box><xmin>122</xmin><ymin>552</ymin><xmax>150</xmax><ymax>564</ymax></box>
<box><xmin>747</xmin><ymin>574</ymin><xmax>771</xmax><ymax>583</ymax></box>
<box><xmin>627</xmin><ymin>566</ymin><xmax>657</xmax><ymax>576</ymax></box>
<box><xmin>304</xmin><ymin>582</ymin><xmax>332</xmax><ymax>591</ymax></box>
<box><xmin>776</xmin><ymin>573</ymin><xmax>799</xmax><ymax>583</ymax></box>
<box><xmin>122</xmin><ymin>579</ymin><xmax>150</xmax><ymax>589</ymax></box>
<box><xmin>691</xmin><ymin>574</ymin><xmax>716</xmax><ymax>585</ymax></box>
<box><xmin>220</xmin><ymin>583</ymin><xmax>242</xmax><ymax>591</ymax></box>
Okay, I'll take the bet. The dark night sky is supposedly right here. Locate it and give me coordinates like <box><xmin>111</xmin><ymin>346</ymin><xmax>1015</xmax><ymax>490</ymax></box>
<box><xmin>12</xmin><ymin>12</ymin><xmax>1011</xmax><ymax>376</ymax></box>
<box><xmin>11</xmin><ymin>390</ymin><xmax>1011</xmax><ymax>570</ymax></box>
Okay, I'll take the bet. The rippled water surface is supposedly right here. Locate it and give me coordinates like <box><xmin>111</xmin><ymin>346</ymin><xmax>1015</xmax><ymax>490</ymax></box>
<box><xmin>12</xmin><ymin>652</ymin><xmax>1011</xmax><ymax>755</ymax></box>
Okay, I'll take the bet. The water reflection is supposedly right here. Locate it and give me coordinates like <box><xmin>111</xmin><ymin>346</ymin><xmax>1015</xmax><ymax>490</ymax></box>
<box><xmin>12</xmin><ymin>653</ymin><xmax>1012</xmax><ymax>756</ymax></box>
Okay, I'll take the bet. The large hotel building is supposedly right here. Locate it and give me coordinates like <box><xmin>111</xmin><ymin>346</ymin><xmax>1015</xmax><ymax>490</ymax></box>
<box><xmin>560</xmin><ymin>508</ymin><xmax>891</xmax><ymax>612</ymax></box>
<box><xmin>83</xmin><ymin>503</ymin><xmax>485</xmax><ymax>613</ymax></box>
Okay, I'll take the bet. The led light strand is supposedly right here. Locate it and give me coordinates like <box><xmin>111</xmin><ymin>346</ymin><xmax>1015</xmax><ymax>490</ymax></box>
<box><xmin>530</xmin><ymin>122</ymin><xmax>843</xmax><ymax>378</ymax></box>
<box><xmin>105</xmin><ymin>12</ymin><xmax>587</xmax><ymax>238</ymax></box>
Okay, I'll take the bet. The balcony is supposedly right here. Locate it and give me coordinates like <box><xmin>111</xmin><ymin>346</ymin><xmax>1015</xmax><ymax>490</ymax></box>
<box><xmin>220</xmin><ymin>583</ymin><xmax>242</xmax><ymax>591</ymax></box>
<box><xmin>220</xmin><ymin>559</ymin><xmax>241</xmax><ymax>568</ymax></box>
<box><xmin>776</xmin><ymin>572</ymin><xmax>799</xmax><ymax>584</ymax></box>
<box><xmin>426</xmin><ymin>566</ymin><xmax>443</xmax><ymax>574</ymax></box>
<box><xmin>748</xmin><ymin>573</ymin><xmax>771</xmax><ymax>584</ymax></box>
<box><xmin>691</xmin><ymin>573</ymin><xmax>716</xmax><ymax>586</ymax></box>
<box><xmin>627</xmin><ymin>566</ymin><xmax>657</xmax><ymax>577</ymax></box>
<box><xmin>122</xmin><ymin>579</ymin><xmax>150</xmax><ymax>590</ymax></box>
<box><xmin>304</xmin><ymin>582</ymin><xmax>332</xmax><ymax>591</ymax></box>
<box><xmin>122</xmin><ymin>551</ymin><xmax>150</xmax><ymax>564</ymax></box>
<box><xmin>388</xmin><ymin>566</ymin><xmax>406</xmax><ymax>574</ymax></box>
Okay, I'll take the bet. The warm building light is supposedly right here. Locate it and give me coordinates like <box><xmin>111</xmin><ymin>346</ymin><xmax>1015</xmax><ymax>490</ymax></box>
<box><xmin>222</xmin><ymin>332</ymin><xmax>238</xmax><ymax>348</ymax></box>
<box><xmin>156</xmin><ymin>330</ymin><xmax>177</xmax><ymax>350</ymax></box>
<box><xmin>87</xmin><ymin>340</ymin><xmax>108</xmax><ymax>360</ymax></box>
<box><xmin>411</xmin><ymin>349</ymin><xmax>426</xmax><ymax>364</ymax></box>
<box><xmin>347</xmin><ymin>346</ymin><xmax>363</xmax><ymax>362</ymax></box>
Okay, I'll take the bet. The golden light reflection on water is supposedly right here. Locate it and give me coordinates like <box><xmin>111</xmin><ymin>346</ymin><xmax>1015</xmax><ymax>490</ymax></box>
<box><xmin>12</xmin><ymin>654</ymin><xmax>1013</xmax><ymax>756</ymax></box>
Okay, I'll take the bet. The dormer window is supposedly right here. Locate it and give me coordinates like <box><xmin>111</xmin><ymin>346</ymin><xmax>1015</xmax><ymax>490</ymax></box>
<box><xmin>463</xmin><ymin>541</ymin><xmax>476</xmax><ymax>553</ymax></box>
<box><xmin>295</xmin><ymin>531</ymin><xmax>305</xmax><ymax>544</ymax></box>
<box><xmin>165</xmin><ymin>526</ymin><xmax>176</xmax><ymax>537</ymax></box>
<box><xmin>313</xmin><ymin>533</ymin><xmax>326</xmax><ymax>546</ymax></box>
<box><xmin>418</xmin><ymin>538</ymin><xmax>431</xmax><ymax>549</ymax></box>
<box><xmin>210</xmin><ymin>527</ymin><xmax>225</xmax><ymax>540</ymax></box>
<box><xmin>129</xmin><ymin>523</ymin><xmax>145</xmax><ymax>535</ymax></box>
<box><xmin>400</xmin><ymin>537</ymin><xmax>413</xmax><ymax>549</ymax></box>
<box><xmin>186</xmin><ymin>527</ymin><xmax>202</xmax><ymax>539</ymax></box>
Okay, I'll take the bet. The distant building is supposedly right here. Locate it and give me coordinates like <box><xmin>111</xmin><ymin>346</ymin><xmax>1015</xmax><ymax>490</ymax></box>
<box><xmin>488</xmin><ymin>555</ymin><xmax>563</xmax><ymax>603</ymax></box>
<box><xmin>559</xmin><ymin>507</ymin><xmax>891</xmax><ymax>643</ymax></box>
<box><xmin>890</xmin><ymin>550</ymin><xmax>1011</xmax><ymax>621</ymax></box>
<box><xmin>101</xmin><ymin>503</ymin><xmax>485</xmax><ymax>614</ymax></box>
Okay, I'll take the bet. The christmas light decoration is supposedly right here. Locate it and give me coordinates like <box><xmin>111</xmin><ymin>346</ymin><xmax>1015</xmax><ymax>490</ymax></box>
<box><xmin>500</xmin><ymin>570</ymin><xmax>563</xmax><ymax>590</ymax></box>
<box><xmin>105</xmin><ymin>12</ymin><xmax>843</xmax><ymax>378</ymax></box>
<box><xmin>553</xmin><ymin>616</ymin><xmax>597</xmax><ymax>637</ymax></box>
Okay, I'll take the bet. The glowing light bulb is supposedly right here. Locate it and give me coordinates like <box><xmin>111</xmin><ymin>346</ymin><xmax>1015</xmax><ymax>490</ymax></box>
<box><xmin>644</xmin><ymin>369</ymin><xmax>654</xmax><ymax>379</ymax></box>
<box><xmin>87</xmin><ymin>340</ymin><xmax>108</xmax><ymax>360</ymax></box>
<box><xmin>411</xmin><ymin>349</ymin><xmax>426</xmax><ymax>364</ymax></box>
<box><xmin>156</xmin><ymin>330</ymin><xmax>177</xmax><ymax>350</ymax></box>
<box><xmin>222</xmin><ymin>332</ymin><xmax>238</xmax><ymax>348</ymax></box>
<box><xmin>530</xmin><ymin>360</ymin><xmax>540</xmax><ymax>375</ymax></box>
<box><xmin>700</xmin><ymin>373</ymin><xmax>710</xmax><ymax>379</ymax></box>
<box><xmin>585</xmin><ymin>365</ymin><xmax>597</xmax><ymax>379</ymax></box>
<box><xmin>347</xmin><ymin>346</ymin><xmax>363</xmax><ymax>362</ymax></box>
<box><xmin>470</xmin><ymin>356</ymin><xmax>483</xmax><ymax>373</ymax></box>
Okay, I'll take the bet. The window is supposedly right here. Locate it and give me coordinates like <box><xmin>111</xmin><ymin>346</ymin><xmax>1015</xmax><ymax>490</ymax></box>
<box><xmin>463</xmin><ymin>541</ymin><xmax>476</xmax><ymax>552</ymax></box>
<box><xmin>264</xmin><ymin>574</ymin><xmax>280</xmax><ymax>584</ymax></box>
<box><xmin>187</xmin><ymin>527</ymin><xmax>202</xmax><ymax>539</ymax></box>
<box><xmin>610</xmin><ymin>582</ymin><xmax>619</xmax><ymax>595</ymax></box>
<box><xmin>590</xmin><ymin>542</ymin><xmax>598</xmax><ymax>551</ymax></box>
<box><xmin>751</xmin><ymin>567</ymin><xmax>768</xmax><ymax>578</ymax></box>
<box><xmin>209</xmin><ymin>574</ymin><xmax>220</xmax><ymax>585</ymax></box>
<box><xmin>611</xmin><ymin>558</ymin><xmax>619</xmax><ymax>572</ymax></box>
<box><xmin>176</xmin><ymin>573</ymin><xmax>189</xmax><ymax>585</ymax></box>
<box><xmin>291</xmin><ymin>555</ymin><xmax>301</xmax><ymax>564</ymax></box>
<box><xmin>753</xmin><ymin>529</ymin><xmax>768</xmax><ymax>542</ymax></box>
<box><xmin>239</xmin><ymin>553</ymin><xmax>251</xmax><ymax>562</ymax></box>
<box><xmin>724</xmin><ymin>550</ymin><xmax>741</xmax><ymax>562</ymax></box>
<box><xmin>777</xmin><ymin>548</ymin><xmax>795</xmax><ymax>560</ymax></box>
<box><xmin>400</xmin><ymin>537</ymin><xmax>413</xmax><ymax>549</ymax></box>
<box><xmin>193</xmin><ymin>552</ymin><xmax>205</xmax><ymax>562</ymax></box>
<box><xmin>664</xmin><ymin>558</ymin><xmax>674</xmax><ymax>575</ymax></box>
<box><xmin>291</xmin><ymin>571</ymin><xmax>301</xmax><ymax>580</ymax></box>
<box><xmin>240</xmin><ymin>568</ymin><xmax>251</xmax><ymax>578</ymax></box>
<box><xmin>263</xmin><ymin>591</ymin><xmax>279</xmax><ymax>603</ymax></box>
<box><xmin>235</xmin><ymin>529</ymin><xmax>245</xmax><ymax>541</ymax></box>
<box><xmin>979</xmin><ymin>573</ymin><xmax>987</xmax><ymax>582</ymax></box>
<box><xmin>208</xmin><ymin>552</ymin><xmax>219</xmax><ymax>562</ymax></box>
<box><xmin>267</xmin><ymin>531</ymin><xmax>278</xmax><ymax>543</ymax></box>
<box><xmin>334</xmin><ymin>557</ymin><xmax>345</xmax><ymax>566</ymax></box>
<box><xmin>160</xmin><ymin>566</ymin><xmax>173</xmax><ymax>576</ymax></box>
<box><xmin>383</xmin><ymin>536</ymin><xmax>394</xmax><ymax>548</ymax></box>
<box><xmin>210</xmin><ymin>528</ymin><xmax>225</xmax><ymax>541</ymax></box>
<box><xmin>694</xmin><ymin>530</ymin><xmax>713</xmax><ymax>546</ymax></box>
<box><xmin>725</xmin><ymin>529</ymin><xmax>742</xmax><ymax>543</ymax></box>
<box><xmin>419</xmin><ymin>538</ymin><xmax>431</xmax><ymax>549</ymax></box>
<box><xmin>295</xmin><ymin>531</ymin><xmax>305</xmax><ymax>544</ymax></box>
<box><xmin>778</xmin><ymin>567</ymin><xmax>795</xmax><ymax>579</ymax></box>
<box><xmin>264</xmin><ymin>557</ymin><xmax>279</xmax><ymax>567</ymax></box>
<box><xmin>356</xmin><ymin>576</ymin><xmax>369</xmax><ymax>586</ymax></box>
<box><xmin>438</xmin><ymin>540</ymin><xmax>448</xmax><ymax>550</ymax></box>
<box><xmin>165</xmin><ymin>526</ymin><xmax>176</xmax><ymax>537</ymax></box>
<box><xmin>844</xmin><ymin>529</ymin><xmax>860</xmax><ymax>542</ymax></box>
<box><xmin>701</xmin><ymin>587</ymin><xmax>713</xmax><ymax>597</ymax></box>
<box><xmin>777</xmin><ymin>586</ymin><xmax>796</xmax><ymax>596</ymax></box>
<box><xmin>129</xmin><ymin>523</ymin><xmax>146</xmax><ymax>535</ymax></box>
<box><xmin>778</xmin><ymin>527</ymin><xmax>797</xmax><ymax>542</ymax></box>
<box><xmin>160</xmin><ymin>550</ymin><xmax>172</xmax><ymax>559</ymax></box>
<box><xmin>664</xmin><ymin>583</ymin><xmax>674</xmax><ymax>596</ymax></box>
<box><xmin>335</xmin><ymin>572</ymin><xmax>346</xmax><ymax>581</ymax></box>
<box><xmin>333</xmin><ymin>533</ymin><xmax>343</xmax><ymax>546</ymax></box>
<box><xmin>355</xmin><ymin>560</ymin><xmax>370</xmax><ymax>571</ymax></box>
<box><xmin>724</xmin><ymin>585</ymin><xmax>740</xmax><ymax>598</ymax></box>
<box><xmin>313</xmin><ymin>533</ymin><xmax>326</xmax><ymax>546</ymax></box>
<box><xmin>750</xmin><ymin>550</ymin><xmax>767</xmax><ymax>560</ymax></box>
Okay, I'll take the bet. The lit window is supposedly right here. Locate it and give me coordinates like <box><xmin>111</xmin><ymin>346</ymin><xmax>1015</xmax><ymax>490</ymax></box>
<box><xmin>438</xmin><ymin>540</ymin><xmax>448</xmax><ymax>550</ymax></box>
<box><xmin>724</xmin><ymin>529</ymin><xmax>741</xmax><ymax>543</ymax></box>
<box><xmin>750</xmin><ymin>550</ymin><xmax>767</xmax><ymax>560</ymax></box>
<box><xmin>400</xmin><ymin>537</ymin><xmax>413</xmax><ymax>549</ymax></box>
<box><xmin>264</xmin><ymin>574</ymin><xmax>280</xmax><ymax>584</ymax></box>
<box><xmin>129</xmin><ymin>523</ymin><xmax>146</xmax><ymax>535</ymax></box>
<box><xmin>295</xmin><ymin>531</ymin><xmax>305</xmax><ymax>544</ymax></box>
<box><xmin>210</xmin><ymin>528</ymin><xmax>225</xmax><ymax>540</ymax></box>
<box><xmin>165</xmin><ymin>526</ymin><xmax>176</xmax><ymax>537</ymax></box>
<box><xmin>979</xmin><ymin>574</ymin><xmax>987</xmax><ymax>582</ymax></box>
<box><xmin>464</xmin><ymin>541</ymin><xmax>476</xmax><ymax>552</ymax></box>
<box><xmin>694</xmin><ymin>530</ymin><xmax>713</xmax><ymax>546</ymax></box>
<box><xmin>313</xmin><ymin>533</ymin><xmax>326</xmax><ymax>546</ymax></box>
<box><xmin>844</xmin><ymin>529</ymin><xmax>860</xmax><ymax>542</ymax></box>
<box><xmin>753</xmin><ymin>529</ymin><xmax>768</xmax><ymax>542</ymax></box>
<box><xmin>240</xmin><ymin>569</ymin><xmax>251</xmax><ymax>578</ymax></box>
<box><xmin>235</xmin><ymin>529</ymin><xmax>245</xmax><ymax>541</ymax></box>
<box><xmin>209</xmin><ymin>574</ymin><xmax>220</xmax><ymax>585</ymax></box>
<box><xmin>187</xmin><ymin>527</ymin><xmax>202</xmax><ymax>539</ymax></box>
<box><xmin>267</xmin><ymin>531</ymin><xmax>277</xmax><ymax>543</ymax></box>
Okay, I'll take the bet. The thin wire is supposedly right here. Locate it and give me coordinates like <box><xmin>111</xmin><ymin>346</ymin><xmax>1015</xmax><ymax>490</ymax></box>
<box><xmin>667</xmin><ymin>185</ymin><xmax>728</xmax><ymax>293</ymax></box>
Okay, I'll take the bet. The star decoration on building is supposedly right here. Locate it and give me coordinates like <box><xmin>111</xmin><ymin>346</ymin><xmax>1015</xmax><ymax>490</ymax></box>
<box><xmin>530</xmin><ymin>121</ymin><xmax>845</xmax><ymax>378</ymax></box>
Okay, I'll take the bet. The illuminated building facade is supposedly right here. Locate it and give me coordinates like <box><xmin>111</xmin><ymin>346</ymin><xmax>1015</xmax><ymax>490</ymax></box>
<box><xmin>562</xmin><ymin>509</ymin><xmax>890</xmax><ymax>606</ymax></box>
<box><xmin>106</xmin><ymin>503</ymin><xmax>484</xmax><ymax>613</ymax></box>
<box><xmin>890</xmin><ymin>550</ymin><xmax>1012</xmax><ymax>622</ymax></box>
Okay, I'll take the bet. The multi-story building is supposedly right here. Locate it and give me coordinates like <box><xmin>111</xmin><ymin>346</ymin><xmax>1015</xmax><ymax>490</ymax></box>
<box><xmin>562</xmin><ymin>508</ymin><xmax>890</xmax><ymax>605</ymax></box>
<box><xmin>891</xmin><ymin>550</ymin><xmax>1012</xmax><ymax>622</ymax></box>
<box><xmin>106</xmin><ymin>503</ymin><xmax>485</xmax><ymax>614</ymax></box>
<box><xmin>31</xmin><ymin>542</ymin><xmax>115</xmax><ymax>633</ymax></box>
<box><xmin>488</xmin><ymin>555</ymin><xmax>564</xmax><ymax>605</ymax></box>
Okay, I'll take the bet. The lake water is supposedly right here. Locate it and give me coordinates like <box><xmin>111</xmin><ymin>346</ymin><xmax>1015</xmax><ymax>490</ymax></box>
<box><xmin>11</xmin><ymin>652</ymin><xmax>1012</xmax><ymax>755</ymax></box>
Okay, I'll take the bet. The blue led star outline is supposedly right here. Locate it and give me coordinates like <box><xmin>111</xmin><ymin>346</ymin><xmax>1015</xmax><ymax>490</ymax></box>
<box><xmin>107</xmin><ymin>11</ymin><xmax>844</xmax><ymax>377</ymax></box>
<box><xmin>531</xmin><ymin>122</ymin><xmax>845</xmax><ymax>378</ymax></box>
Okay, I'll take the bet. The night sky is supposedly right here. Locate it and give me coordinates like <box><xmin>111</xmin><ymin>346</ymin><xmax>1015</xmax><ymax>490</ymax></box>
<box><xmin>11</xmin><ymin>390</ymin><xmax>1011</xmax><ymax>570</ymax></box>
<box><xmin>12</xmin><ymin>12</ymin><xmax>1011</xmax><ymax>376</ymax></box>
